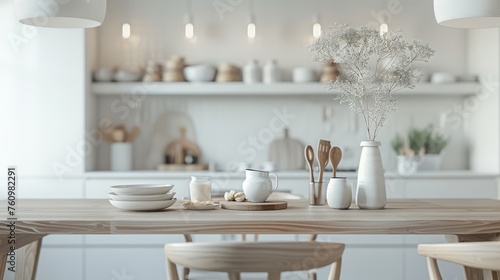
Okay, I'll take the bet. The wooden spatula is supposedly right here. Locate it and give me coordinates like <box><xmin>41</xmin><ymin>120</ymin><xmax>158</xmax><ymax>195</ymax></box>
<box><xmin>317</xmin><ymin>139</ymin><xmax>331</xmax><ymax>183</ymax></box>
<box><xmin>330</xmin><ymin>146</ymin><xmax>342</xmax><ymax>178</ymax></box>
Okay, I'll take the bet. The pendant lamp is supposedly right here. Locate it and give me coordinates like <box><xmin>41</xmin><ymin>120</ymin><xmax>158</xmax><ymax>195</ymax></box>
<box><xmin>434</xmin><ymin>0</ymin><xmax>500</xmax><ymax>28</ymax></box>
<box><xmin>14</xmin><ymin>0</ymin><xmax>107</xmax><ymax>28</ymax></box>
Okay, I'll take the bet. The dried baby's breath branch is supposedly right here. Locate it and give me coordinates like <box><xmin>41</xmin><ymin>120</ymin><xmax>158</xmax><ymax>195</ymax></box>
<box><xmin>309</xmin><ymin>24</ymin><xmax>435</xmax><ymax>141</ymax></box>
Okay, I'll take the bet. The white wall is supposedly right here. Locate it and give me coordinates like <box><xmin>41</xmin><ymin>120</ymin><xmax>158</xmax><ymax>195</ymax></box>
<box><xmin>466</xmin><ymin>29</ymin><xmax>500</xmax><ymax>173</ymax></box>
<box><xmin>91</xmin><ymin>0</ymin><xmax>472</xmax><ymax>172</ymax></box>
<box><xmin>0</xmin><ymin>2</ymin><xmax>86</xmax><ymax>177</ymax></box>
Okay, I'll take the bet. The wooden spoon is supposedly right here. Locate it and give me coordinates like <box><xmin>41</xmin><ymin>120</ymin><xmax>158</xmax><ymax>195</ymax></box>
<box><xmin>330</xmin><ymin>146</ymin><xmax>342</xmax><ymax>178</ymax></box>
<box><xmin>316</xmin><ymin>139</ymin><xmax>331</xmax><ymax>183</ymax></box>
<box><xmin>304</xmin><ymin>145</ymin><xmax>315</xmax><ymax>183</ymax></box>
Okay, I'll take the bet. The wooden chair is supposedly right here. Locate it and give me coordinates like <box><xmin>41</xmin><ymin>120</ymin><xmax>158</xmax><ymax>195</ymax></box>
<box><xmin>165</xmin><ymin>241</ymin><xmax>345</xmax><ymax>280</ymax></box>
<box><xmin>182</xmin><ymin>192</ymin><xmax>319</xmax><ymax>279</ymax></box>
<box><xmin>417</xmin><ymin>241</ymin><xmax>500</xmax><ymax>280</ymax></box>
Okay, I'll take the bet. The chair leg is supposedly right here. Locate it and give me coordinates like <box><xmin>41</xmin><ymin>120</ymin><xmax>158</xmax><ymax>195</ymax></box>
<box><xmin>166</xmin><ymin>258</ymin><xmax>179</xmax><ymax>280</ymax></box>
<box><xmin>483</xmin><ymin>270</ymin><xmax>495</xmax><ymax>280</ymax></box>
<box><xmin>268</xmin><ymin>272</ymin><xmax>280</xmax><ymax>280</ymax></box>
<box><xmin>183</xmin><ymin>267</ymin><xmax>190</xmax><ymax>280</ymax></box>
<box><xmin>307</xmin><ymin>271</ymin><xmax>317</xmax><ymax>280</ymax></box>
<box><xmin>328</xmin><ymin>257</ymin><xmax>342</xmax><ymax>280</ymax></box>
<box><xmin>427</xmin><ymin>257</ymin><xmax>443</xmax><ymax>280</ymax></box>
<box><xmin>228</xmin><ymin>272</ymin><xmax>241</xmax><ymax>280</ymax></box>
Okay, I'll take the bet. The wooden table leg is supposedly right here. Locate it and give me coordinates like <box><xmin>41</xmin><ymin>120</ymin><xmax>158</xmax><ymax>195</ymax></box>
<box><xmin>0</xmin><ymin>234</ymin><xmax>45</xmax><ymax>280</ymax></box>
<box><xmin>14</xmin><ymin>238</ymin><xmax>42</xmax><ymax>280</ymax></box>
<box><xmin>454</xmin><ymin>233</ymin><xmax>500</xmax><ymax>280</ymax></box>
<box><xmin>0</xmin><ymin>254</ymin><xmax>7</xmax><ymax>280</ymax></box>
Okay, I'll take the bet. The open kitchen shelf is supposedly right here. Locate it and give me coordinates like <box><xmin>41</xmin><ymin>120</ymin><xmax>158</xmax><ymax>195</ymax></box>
<box><xmin>92</xmin><ymin>82</ymin><xmax>480</xmax><ymax>97</ymax></box>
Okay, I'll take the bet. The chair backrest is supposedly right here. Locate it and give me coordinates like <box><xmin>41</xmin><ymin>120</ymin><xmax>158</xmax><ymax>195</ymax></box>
<box><xmin>418</xmin><ymin>242</ymin><xmax>500</xmax><ymax>280</ymax></box>
<box><xmin>165</xmin><ymin>241</ymin><xmax>344</xmax><ymax>279</ymax></box>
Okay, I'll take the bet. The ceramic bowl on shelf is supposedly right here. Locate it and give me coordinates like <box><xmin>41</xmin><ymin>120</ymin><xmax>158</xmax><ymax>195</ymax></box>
<box><xmin>430</xmin><ymin>72</ymin><xmax>456</xmax><ymax>84</ymax></box>
<box><xmin>184</xmin><ymin>64</ymin><xmax>216</xmax><ymax>82</ymax></box>
<box><xmin>113</xmin><ymin>69</ymin><xmax>143</xmax><ymax>82</ymax></box>
<box><xmin>93</xmin><ymin>68</ymin><xmax>113</xmax><ymax>82</ymax></box>
<box><xmin>292</xmin><ymin>67</ymin><xmax>317</xmax><ymax>83</ymax></box>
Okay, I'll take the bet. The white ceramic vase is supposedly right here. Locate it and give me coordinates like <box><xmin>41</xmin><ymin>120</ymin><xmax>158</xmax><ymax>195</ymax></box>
<box><xmin>111</xmin><ymin>143</ymin><xmax>132</xmax><ymax>171</ymax></box>
<box><xmin>327</xmin><ymin>177</ymin><xmax>352</xmax><ymax>210</ymax></box>
<box><xmin>355</xmin><ymin>141</ymin><xmax>386</xmax><ymax>209</ymax></box>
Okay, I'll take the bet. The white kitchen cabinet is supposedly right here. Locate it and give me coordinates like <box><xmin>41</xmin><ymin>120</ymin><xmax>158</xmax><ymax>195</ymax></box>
<box><xmin>16</xmin><ymin>178</ymin><xmax>84</xmax><ymax>199</ymax></box>
<box><xmin>85</xmin><ymin>248</ymin><xmax>166</xmax><ymax>280</ymax></box>
<box><xmin>320</xmin><ymin>247</ymin><xmax>404</xmax><ymax>280</ymax></box>
<box><xmin>36</xmin><ymin>248</ymin><xmax>84</xmax><ymax>280</ymax></box>
<box><xmin>404</xmin><ymin>247</ymin><xmax>463</xmax><ymax>280</ymax></box>
<box><xmin>404</xmin><ymin>178</ymin><xmax>497</xmax><ymax>198</ymax></box>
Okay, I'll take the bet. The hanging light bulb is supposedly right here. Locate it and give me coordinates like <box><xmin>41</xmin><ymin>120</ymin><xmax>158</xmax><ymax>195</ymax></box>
<box><xmin>247</xmin><ymin>22</ymin><xmax>256</xmax><ymax>39</ymax></box>
<box><xmin>313</xmin><ymin>23</ymin><xmax>322</xmax><ymax>38</ymax></box>
<box><xmin>184</xmin><ymin>0</ymin><xmax>194</xmax><ymax>40</ymax></box>
<box><xmin>122</xmin><ymin>23</ymin><xmax>131</xmax><ymax>39</ymax></box>
<box><xmin>247</xmin><ymin>0</ymin><xmax>256</xmax><ymax>40</ymax></box>
<box><xmin>379</xmin><ymin>23</ymin><xmax>388</xmax><ymax>36</ymax></box>
<box><xmin>312</xmin><ymin>14</ymin><xmax>321</xmax><ymax>39</ymax></box>
<box><xmin>185</xmin><ymin>21</ymin><xmax>194</xmax><ymax>39</ymax></box>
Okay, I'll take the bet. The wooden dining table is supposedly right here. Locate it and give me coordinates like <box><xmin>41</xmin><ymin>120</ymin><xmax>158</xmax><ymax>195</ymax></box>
<box><xmin>1</xmin><ymin>198</ymin><xmax>499</xmax><ymax>280</ymax></box>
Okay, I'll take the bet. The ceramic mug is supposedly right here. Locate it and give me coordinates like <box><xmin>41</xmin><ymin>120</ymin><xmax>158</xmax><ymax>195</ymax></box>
<box><xmin>326</xmin><ymin>177</ymin><xmax>352</xmax><ymax>210</ymax></box>
<box><xmin>242</xmin><ymin>169</ymin><xmax>279</xmax><ymax>202</ymax></box>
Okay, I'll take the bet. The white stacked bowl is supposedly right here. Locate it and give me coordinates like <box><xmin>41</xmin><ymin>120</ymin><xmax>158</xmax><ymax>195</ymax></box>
<box><xmin>108</xmin><ymin>184</ymin><xmax>176</xmax><ymax>211</ymax></box>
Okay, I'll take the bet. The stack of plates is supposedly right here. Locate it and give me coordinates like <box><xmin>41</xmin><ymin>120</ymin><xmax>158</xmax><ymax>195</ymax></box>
<box><xmin>108</xmin><ymin>184</ymin><xmax>176</xmax><ymax>211</ymax></box>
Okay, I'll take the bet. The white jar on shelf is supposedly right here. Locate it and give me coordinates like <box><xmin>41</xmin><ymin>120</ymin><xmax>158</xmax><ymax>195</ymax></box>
<box><xmin>263</xmin><ymin>59</ymin><xmax>280</xmax><ymax>84</ymax></box>
<box><xmin>243</xmin><ymin>59</ymin><xmax>262</xmax><ymax>84</ymax></box>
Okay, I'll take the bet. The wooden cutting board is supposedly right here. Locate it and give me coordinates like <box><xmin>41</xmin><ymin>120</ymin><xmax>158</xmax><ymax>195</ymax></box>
<box><xmin>268</xmin><ymin>128</ymin><xmax>305</xmax><ymax>170</ymax></box>
<box><xmin>220</xmin><ymin>201</ymin><xmax>287</xmax><ymax>211</ymax></box>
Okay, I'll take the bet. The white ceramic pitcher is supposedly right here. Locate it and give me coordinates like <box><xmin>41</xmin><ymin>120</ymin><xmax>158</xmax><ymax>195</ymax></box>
<box><xmin>242</xmin><ymin>169</ymin><xmax>279</xmax><ymax>202</ymax></box>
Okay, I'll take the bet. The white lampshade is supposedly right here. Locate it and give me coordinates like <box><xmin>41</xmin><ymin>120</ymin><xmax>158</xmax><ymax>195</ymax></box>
<box><xmin>434</xmin><ymin>0</ymin><xmax>500</xmax><ymax>28</ymax></box>
<box><xmin>14</xmin><ymin>0</ymin><xmax>107</xmax><ymax>28</ymax></box>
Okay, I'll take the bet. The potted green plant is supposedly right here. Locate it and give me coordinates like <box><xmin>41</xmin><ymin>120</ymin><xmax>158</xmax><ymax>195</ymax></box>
<box><xmin>392</xmin><ymin>125</ymin><xmax>448</xmax><ymax>173</ymax></box>
<box><xmin>419</xmin><ymin>126</ymin><xmax>448</xmax><ymax>170</ymax></box>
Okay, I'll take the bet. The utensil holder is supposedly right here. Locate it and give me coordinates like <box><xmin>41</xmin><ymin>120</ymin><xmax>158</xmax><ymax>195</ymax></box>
<box><xmin>111</xmin><ymin>142</ymin><xmax>132</xmax><ymax>171</ymax></box>
<box><xmin>309</xmin><ymin>181</ymin><xmax>325</xmax><ymax>205</ymax></box>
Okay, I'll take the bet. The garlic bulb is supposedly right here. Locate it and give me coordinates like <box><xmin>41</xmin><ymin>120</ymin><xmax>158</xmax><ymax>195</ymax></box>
<box><xmin>234</xmin><ymin>192</ymin><xmax>246</xmax><ymax>202</ymax></box>
<box><xmin>224</xmin><ymin>190</ymin><xmax>236</xmax><ymax>201</ymax></box>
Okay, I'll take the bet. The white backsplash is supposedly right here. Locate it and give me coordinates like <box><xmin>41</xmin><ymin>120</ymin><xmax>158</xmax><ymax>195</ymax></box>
<box><xmin>94</xmin><ymin>95</ymin><xmax>468</xmax><ymax>172</ymax></box>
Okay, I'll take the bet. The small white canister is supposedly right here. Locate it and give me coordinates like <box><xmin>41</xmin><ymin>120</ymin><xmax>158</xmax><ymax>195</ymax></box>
<box><xmin>326</xmin><ymin>177</ymin><xmax>352</xmax><ymax>210</ymax></box>
<box><xmin>189</xmin><ymin>176</ymin><xmax>212</xmax><ymax>202</ymax></box>
<box><xmin>111</xmin><ymin>142</ymin><xmax>132</xmax><ymax>171</ymax></box>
